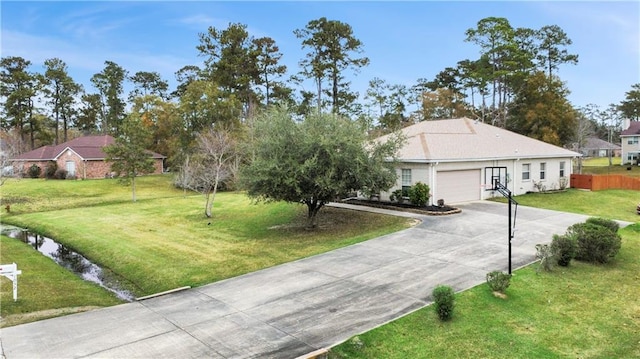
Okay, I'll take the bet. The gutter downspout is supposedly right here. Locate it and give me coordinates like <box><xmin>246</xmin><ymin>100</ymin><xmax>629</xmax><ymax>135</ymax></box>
<box><xmin>430</xmin><ymin>162</ymin><xmax>438</xmax><ymax>205</ymax></box>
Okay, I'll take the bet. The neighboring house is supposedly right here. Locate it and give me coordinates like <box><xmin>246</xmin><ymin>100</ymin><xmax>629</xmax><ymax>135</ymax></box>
<box><xmin>10</xmin><ymin>135</ymin><xmax>165</xmax><ymax>179</ymax></box>
<box><xmin>579</xmin><ymin>137</ymin><xmax>621</xmax><ymax>158</ymax></box>
<box><xmin>620</xmin><ymin>120</ymin><xmax>640</xmax><ymax>165</ymax></box>
<box><xmin>375</xmin><ymin>118</ymin><xmax>581</xmax><ymax>205</ymax></box>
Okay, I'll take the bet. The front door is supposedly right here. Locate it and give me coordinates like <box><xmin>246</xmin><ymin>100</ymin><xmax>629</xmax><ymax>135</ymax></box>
<box><xmin>65</xmin><ymin>161</ymin><xmax>76</xmax><ymax>177</ymax></box>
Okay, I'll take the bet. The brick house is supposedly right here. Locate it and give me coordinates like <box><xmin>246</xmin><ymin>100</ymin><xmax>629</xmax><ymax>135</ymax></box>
<box><xmin>10</xmin><ymin>135</ymin><xmax>165</xmax><ymax>179</ymax></box>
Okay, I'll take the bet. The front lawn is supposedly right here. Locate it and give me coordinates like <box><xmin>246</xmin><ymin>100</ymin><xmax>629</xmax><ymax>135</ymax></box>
<box><xmin>330</xmin><ymin>190</ymin><xmax>640</xmax><ymax>358</ymax></box>
<box><xmin>576</xmin><ymin>157</ymin><xmax>640</xmax><ymax>177</ymax></box>
<box><xmin>491</xmin><ymin>189</ymin><xmax>639</xmax><ymax>223</ymax></box>
<box><xmin>0</xmin><ymin>235</ymin><xmax>121</xmax><ymax>327</ymax></box>
<box><xmin>0</xmin><ymin>176</ymin><xmax>411</xmax><ymax>326</ymax></box>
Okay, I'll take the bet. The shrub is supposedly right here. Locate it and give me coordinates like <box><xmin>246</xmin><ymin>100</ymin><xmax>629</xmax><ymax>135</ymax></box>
<box><xmin>486</xmin><ymin>271</ymin><xmax>511</xmax><ymax>293</ymax></box>
<box><xmin>550</xmin><ymin>234</ymin><xmax>576</xmax><ymax>266</ymax></box>
<box><xmin>27</xmin><ymin>164</ymin><xmax>41</xmax><ymax>178</ymax></box>
<box><xmin>54</xmin><ymin>169</ymin><xmax>68</xmax><ymax>180</ymax></box>
<box><xmin>558</xmin><ymin>177</ymin><xmax>568</xmax><ymax>190</ymax></box>
<box><xmin>535</xmin><ymin>243</ymin><xmax>555</xmax><ymax>272</ymax></box>
<box><xmin>585</xmin><ymin>217</ymin><xmax>619</xmax><ymax>233</ymax></box>
<box><xmin>432</xmin><ymin>285</ymin><xmax>455</xmax><ymax>321</ymax></box>
<box><xmin>408</xmin><ymin>182</ymin><xmax>430</xmax><ymax>207</ymax></box>
<box><xmin>532</xmin><ymin>180</ymin><xmax>546</xmax><ymax>193</ymax></box>
<box><xmin>389</xmin><ymin>189</ymin><xmax>404</xmax><ymax>203</ymax></box>
<box><xmin>566</xmin><ymin>222</ymin><xmax>621</xmax><ymax>264</ymax></box>
<box><xmin>44</xmin><ymin>161</ymin><xmax>58</xmax><ymax>179</ymax></box>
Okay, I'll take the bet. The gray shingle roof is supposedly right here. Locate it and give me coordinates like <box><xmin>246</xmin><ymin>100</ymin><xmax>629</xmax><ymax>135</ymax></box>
<box><xmin>621</xmin><ymin>121</ymin><xmax>640</xmax><ymax>136</ymax></box>
<box><xmin>377</xmin><ymin>117</ymin><xmax>581</xmax><ymax>162</ymax></box>
<box><xmin>11</xmin><ymin>135</ymin><xmax>165</xmax><ymax>161</ymax></box>
<box><xmin>583</xmin><ymin>137</ymin><xmax>621</xmax><ymax>150</ymax></box>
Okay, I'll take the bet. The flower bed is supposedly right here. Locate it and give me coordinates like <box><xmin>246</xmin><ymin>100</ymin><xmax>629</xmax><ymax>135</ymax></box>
<box><xmin>343</xmin><ymin>198</ymin><xmax>461</xmax><ymax>215</ymax></box>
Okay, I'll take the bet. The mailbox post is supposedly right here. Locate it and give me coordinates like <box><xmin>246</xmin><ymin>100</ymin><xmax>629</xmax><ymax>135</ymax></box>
<box><xmin>0</xmin><ymin>263</ymin><xmax>22</xmax><ymax>301</ymax></box>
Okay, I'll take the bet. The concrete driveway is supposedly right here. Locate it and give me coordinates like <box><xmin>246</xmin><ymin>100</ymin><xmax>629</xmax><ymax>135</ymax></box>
<box><xmin>1</xmin><ymin>201</ymin><xmax>596</xmax><ymax>359</ymax></box>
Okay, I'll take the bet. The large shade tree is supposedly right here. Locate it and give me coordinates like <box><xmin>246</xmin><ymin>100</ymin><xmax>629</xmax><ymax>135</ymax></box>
<box><xmin>241</xmin><ymin>106</ymin><xmax>404</xmax><ymax>229</ymax></box>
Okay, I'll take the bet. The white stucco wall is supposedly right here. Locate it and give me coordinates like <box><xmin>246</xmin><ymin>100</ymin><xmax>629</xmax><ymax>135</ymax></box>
<box><xmin>379</xmin><ymin>157</ymin><xmax>574</xmax><ymax>204</ymax></box>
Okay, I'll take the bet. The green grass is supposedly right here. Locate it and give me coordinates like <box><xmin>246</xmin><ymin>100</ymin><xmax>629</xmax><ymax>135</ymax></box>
<box><xmin>0</xmin><ymin>235</ymin><xmax>121</xmax><ymax>327</ymax></box>
<box><xmin>493</xmin><ymin>189</ymin><xmax>639</xmax><ymax>223</ymax></box>
<box><xmin>331</xmin><ymin>228</ymin><xmax>640</xmax><ymax>358</ymax></box>
<box><xmin>575</xmin><ymin>157</ymin><xmax>640</xmax><ymax>177</ymax></box>
<box><xmin>580</xmin><ymin>157</ymin><xmax>621</xmax><ymax>167</ymax></box>
<box><xmin>0</xmin><ymin>175</ymin><xmax>411</xmax><ymax>326</ymax></box>
<box><xmin>330</xmin><ymin>190</ymin><xmax>640</xmax><ymax>359</ymax></box>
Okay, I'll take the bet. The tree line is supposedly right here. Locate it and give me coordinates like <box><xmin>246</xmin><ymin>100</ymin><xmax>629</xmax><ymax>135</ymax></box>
<box><xmin>2</xmin><ymin>16</ymin><xmax>640</xmax><ymax>224</ymax></box>
<box><xmin>2</xmin><ymin>17</ymin><xmax>639</xmax><ymax>154</ymax></box>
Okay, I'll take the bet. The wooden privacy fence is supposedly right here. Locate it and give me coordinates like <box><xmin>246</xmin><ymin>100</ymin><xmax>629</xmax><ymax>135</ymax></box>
<box><xmin>571</xmin><ymin>174</ymin><xmax>640</xmax><ymax>191</ymax></box>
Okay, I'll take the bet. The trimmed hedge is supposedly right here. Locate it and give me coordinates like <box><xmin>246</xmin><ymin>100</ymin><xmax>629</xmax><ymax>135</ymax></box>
<box><xmin>566</xmin><ymin>221</ymin><xmax>621</xmax><ymax>264</ymax></box>
<box><xmin>432</xmin><ymin>285</ymin><xmax>455</xmax><ymax>321</ymax></box>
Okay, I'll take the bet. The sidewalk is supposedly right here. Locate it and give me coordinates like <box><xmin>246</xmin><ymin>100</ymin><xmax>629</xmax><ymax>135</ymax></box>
<box><xmin>1</xmin><ymin>201</ymin><xmax>596</xmax><ymax>358</ymax></box>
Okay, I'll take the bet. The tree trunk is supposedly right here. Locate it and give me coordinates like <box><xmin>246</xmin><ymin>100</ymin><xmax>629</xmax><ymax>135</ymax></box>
<box><xmin>204</xmin><ymin>190</ymin><xmax>213</xmax><ymax>218</ymax></box>
<box><xmin>305</xmin><ymin>199</ymin><xmax>324</xmax><ymax>229</ymax></box>
<box><xmin>316</xmin><ymin>76</ymin><xmax>322</xmax><ymax>112</ymax></box>
<box><xmin>205</xmin><ymin>171</ymin><xmax>221</xmax><ymax>218</ymax></box>
<box><xmin>132</xmin><ymin>176</ymin><xmax>137</xmax><ymax>202</ymax></box>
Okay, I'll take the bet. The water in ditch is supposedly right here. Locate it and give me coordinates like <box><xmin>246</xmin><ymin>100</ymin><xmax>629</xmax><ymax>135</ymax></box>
<box><xmin>1</xmin><ymin>226</ymin><xmax>136</xmax><ymax>301</ymax></box>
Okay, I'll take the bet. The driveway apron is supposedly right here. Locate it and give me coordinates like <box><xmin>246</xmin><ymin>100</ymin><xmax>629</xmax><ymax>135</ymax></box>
<box><xmin>1</xmin><ymin>201</ymin><xmax>600</xmax><ymax>359</ymax></box>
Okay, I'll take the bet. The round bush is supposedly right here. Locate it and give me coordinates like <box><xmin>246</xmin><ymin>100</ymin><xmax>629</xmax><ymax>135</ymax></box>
<box><xmin>45</xmin><ymin>161</ymin><xmax>58</xmax><ymax>179</ymax></box>
<box><xmin>54</xmin><ymin>168</ymin><xmax>68</xmax><ymax>180</ymax></box>
<box><xmin>550</xmin><ymin>234</ymin><xmax>576</xmax><ymax>266</ymax></box>
<box><xmin>432</xmin><ymin>285</ymin><xmax>455</xmax><ymax>321</ymax></box>
<box><xmin>566</xmin><ymin>222</ymin><xmax>621</xmax><ymax>264</ymax></box>
<box><xmin>585</xmin><ymin>217</ymin><xmax>619</xmax><ymax>233</ymax></box>
<box><xmin>408</xmin><ymin>182</ymin><xmax>430</xmax><ymax>207</ymax></box>
<box><xmin>27</xmin><ymin>164</ymin><xmax>41</xmax><ymax>178</ymax></box>
<box><xmin>486</xmin><ymin>271</ymin><xmax>511</xmax><ymax>293</ymax></box>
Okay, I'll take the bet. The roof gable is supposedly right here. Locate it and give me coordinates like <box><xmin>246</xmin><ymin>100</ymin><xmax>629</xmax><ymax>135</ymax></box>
<box><xmin>377</xmin><ymin>118</ymin><xmax>581</xmax><ymax>162</ymax></box>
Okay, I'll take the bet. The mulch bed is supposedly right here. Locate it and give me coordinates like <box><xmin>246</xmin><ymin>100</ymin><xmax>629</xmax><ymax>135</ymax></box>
<box><xmin>342</xmin><ymin>199</ymin><xmax>461</xmax><ymax>216</ymax></box>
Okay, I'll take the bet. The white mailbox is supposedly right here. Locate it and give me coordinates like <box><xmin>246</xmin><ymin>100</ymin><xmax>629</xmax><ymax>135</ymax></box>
<box><xmin>0</xmin><ymin>262</ymin><xmax>22</xmax><ymax>301</ymax></box>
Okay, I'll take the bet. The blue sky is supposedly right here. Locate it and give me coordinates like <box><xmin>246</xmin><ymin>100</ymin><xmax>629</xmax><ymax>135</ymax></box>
<box><xmin>2</xmin><ymin>1</ymin><xmax>639</xmax><ymax>110</ymax></box>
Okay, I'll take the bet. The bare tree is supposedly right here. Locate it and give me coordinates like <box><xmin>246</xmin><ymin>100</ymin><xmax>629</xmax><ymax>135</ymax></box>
<box><xmin>188</xmin><ymin>128</ymin><xmax>238</xmax><ymax>218</ymax></box>
<box><xmin>0</xmin><ymin>129</ymin><xmax>26</xmax><ymax>185</ymax></box>
<box><xmin>573</xmin><ymin>110</ymin><xmax>594</xmax><ymax>174</ymax></box>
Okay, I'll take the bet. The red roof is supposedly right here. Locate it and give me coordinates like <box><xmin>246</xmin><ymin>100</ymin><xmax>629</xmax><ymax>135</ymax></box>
<box><xmin>11</xmin><ymin>135</ymin><xmax>165</xmax><ymax>161</ymax></box>
<box><xmin>621</xmin><ymin>121</ymin><xmax>640</xmax><ymax>136</ymax></box>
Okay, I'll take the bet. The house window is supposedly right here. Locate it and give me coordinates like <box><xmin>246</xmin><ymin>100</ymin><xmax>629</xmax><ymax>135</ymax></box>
<box><xmin>401</xmin><ymin>169</ymin><xmax>411</xmax><ymax>196</ymax></box>
<box><xmin>628</xmin><ymin>137</ymin><xmax>639</xmax><ymax>145</ymax></box>
<box><xmin>522</xmin><ymin>163</ymin><xmax>530</xmax><ymax>181</ymax></box>
<box><xmin>65</xmin><ymin>161</ymin><xmax>76</xmax><ymax>176</ymax></box>
<box><xmin>559</xmin><ymin>161</ymin><xmax>565</xmax><ymax>178</ymax></box>
<box><xmin>628</xmin><ymin>153</ymin><xmax>638</xmax><ymax>164</ymax></box>
<box><xmin>540</xmin><ymin>163</ymin><xmax>546</xmax><ymax>180</ymax></box>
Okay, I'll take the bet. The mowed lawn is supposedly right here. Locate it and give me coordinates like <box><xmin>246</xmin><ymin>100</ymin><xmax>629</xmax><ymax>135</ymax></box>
<box><xmin>0</xmin><ymin>175</ymin><xmax>411</xmax><ymax>326</ymax></box>
<box><xmin>577</xmin><ymin>156</ymin><xmax>640</xmax><ymax>177</ymax></box>
<box><xmin>330</xmin><ymin>189</ymin><xmax>640</xmax><ymax>358</ymax></box>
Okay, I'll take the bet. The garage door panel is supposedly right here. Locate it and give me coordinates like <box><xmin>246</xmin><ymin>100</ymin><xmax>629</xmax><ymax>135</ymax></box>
<box><xmin>436</xmin><ymin>170</ymin><xmax>481</xmax><ymax>204</ymax></box>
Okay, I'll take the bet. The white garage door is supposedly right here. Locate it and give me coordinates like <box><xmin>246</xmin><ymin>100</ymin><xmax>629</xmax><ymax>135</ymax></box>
<box><xmin>436</xmin><ymin>169</ymin><xmax>481</xmax><ymax>204</ymax></box>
